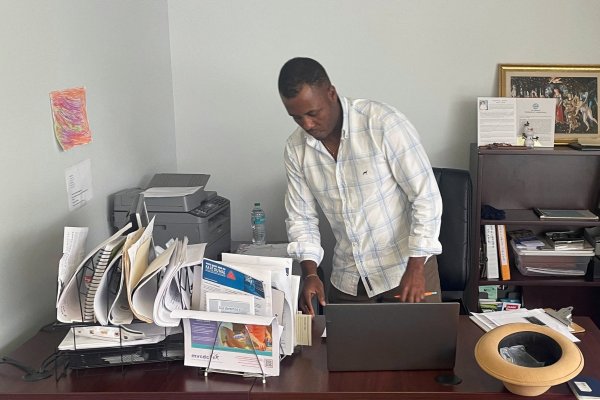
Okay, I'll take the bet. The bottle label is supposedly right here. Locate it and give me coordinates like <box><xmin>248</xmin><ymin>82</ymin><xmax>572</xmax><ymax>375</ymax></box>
<box><xmin>252</xmin><ymin>215</ymin><xmax>265</xmax><ymax>224</ymax></box>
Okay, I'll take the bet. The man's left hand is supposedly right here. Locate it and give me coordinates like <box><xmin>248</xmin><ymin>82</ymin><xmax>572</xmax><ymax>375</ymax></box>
<box><xmin>396</xmin><ymin>257</ymin><xmax>426</xmax><ymax>302</ymax></box>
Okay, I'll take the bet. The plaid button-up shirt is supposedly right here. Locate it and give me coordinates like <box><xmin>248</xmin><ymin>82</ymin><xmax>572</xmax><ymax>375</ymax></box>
<box><xmin>284</xmin><ymin>96</ymin><xmax>442</xmax><ymax>297</ymax></box>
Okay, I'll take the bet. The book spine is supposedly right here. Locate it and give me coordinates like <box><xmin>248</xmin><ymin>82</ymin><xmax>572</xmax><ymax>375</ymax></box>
<box><xmin>479</xmin><ymin>229</ymin><xmax>487</xmax><ymax>278</ymax></box>
<box><xmin>484</xmin><ymin>225</ymin><xmax>499</xmax><ymax>279</ymax></box>
<box><xmin>496</xmin><ymin>225</ymin><xmax>511</xmax><ymax>280</ymax></box>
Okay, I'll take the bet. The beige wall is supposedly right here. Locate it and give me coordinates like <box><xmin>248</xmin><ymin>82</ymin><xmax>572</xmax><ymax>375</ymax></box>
<box><xmin>168</xmin><ymin>0</ymin><xmax>600</xmax><ymax>243</ymax></box>
<box><xmin>0</xmin><ymin>1</ymin><xmax>177</xmax><ymax>352</ymax></box>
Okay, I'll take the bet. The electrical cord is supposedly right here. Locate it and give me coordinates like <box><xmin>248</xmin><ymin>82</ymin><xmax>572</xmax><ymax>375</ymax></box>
<box><xmin>0</xmin><ymin>355</ymin><xmax>53</xmax><ymax>381</ymax></box>
<box><xmin>0</xmin><ymin>323</ymin><xmax>67</xmax><ymax>383</ymax></box>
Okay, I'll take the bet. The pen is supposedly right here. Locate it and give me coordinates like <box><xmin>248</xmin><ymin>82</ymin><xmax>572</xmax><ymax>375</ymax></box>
<box><xmin>394</xmin><ymin>291</ymin><xmax>438</xmax><ymax>299</ymax></box>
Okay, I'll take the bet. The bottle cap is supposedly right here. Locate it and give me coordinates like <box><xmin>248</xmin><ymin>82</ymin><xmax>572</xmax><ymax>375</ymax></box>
<box><xmin>254</xmin><ymin>202</ymin><xmax>260</xmax><ymax>206</ymax></box>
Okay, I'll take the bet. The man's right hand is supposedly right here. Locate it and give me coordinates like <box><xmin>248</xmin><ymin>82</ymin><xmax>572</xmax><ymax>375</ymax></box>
<box><xmin>299</xmin><ymin>274</ymin><xmax>326</xmax><ymax>316</ymax></box>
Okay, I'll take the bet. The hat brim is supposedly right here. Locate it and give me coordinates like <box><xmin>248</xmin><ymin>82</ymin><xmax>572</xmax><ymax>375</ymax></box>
<box><xmin>474</xmin><ymin>322</ymin><xmax>584</xmax><ymax>396</ymax></box>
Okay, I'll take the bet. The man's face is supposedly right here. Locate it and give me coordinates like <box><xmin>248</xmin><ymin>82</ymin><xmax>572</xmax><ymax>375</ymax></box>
<box><xmin>281</xmin><ymin>83</ymin><xmax>340</xmax><ymax>141</ymax></box>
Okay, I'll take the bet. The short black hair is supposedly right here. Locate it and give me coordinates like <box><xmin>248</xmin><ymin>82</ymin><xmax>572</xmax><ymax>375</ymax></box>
<box><xmin>278</xmin><ymin>57</ymin><xmax>331</xmax><ymax>98</ymax></box>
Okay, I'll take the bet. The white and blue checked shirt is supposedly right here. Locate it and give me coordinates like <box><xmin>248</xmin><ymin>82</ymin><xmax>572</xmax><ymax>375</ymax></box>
<box><xmin>284</xmin><ymin>96</ymin><xmax>442</xmax><ymax>297</ymax></box>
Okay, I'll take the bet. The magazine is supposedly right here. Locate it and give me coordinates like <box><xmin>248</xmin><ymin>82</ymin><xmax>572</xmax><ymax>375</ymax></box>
<box><xmin>172</xmin><ymin>310</ymin><xmax>280</xmax><ymax>376</ymax></box>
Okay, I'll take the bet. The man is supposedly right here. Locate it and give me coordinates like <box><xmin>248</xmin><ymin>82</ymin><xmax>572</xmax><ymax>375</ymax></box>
<box><xmin>279</xmin><ymin>57</ymin><xmax>443</xmax><ymax>315</ymax></box>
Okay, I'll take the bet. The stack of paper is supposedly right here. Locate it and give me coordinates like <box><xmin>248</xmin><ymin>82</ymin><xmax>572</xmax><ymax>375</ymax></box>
<box><xmin>173</xmin><ymin>253</ymin><xmax>301</xmax><ymax>377</ymax></box>
<box><xmin>508</xmin><ymin>229</ymin><xmax>547</xmax><ymax>250</ymax></box>
<box><xmin>470</xmin><ymin>308</ymin><xmax>580</xmax><ymax>342</ymax></box>
<box><xmin>153</xmin><ymin>239</ymin><xmax>205</xmax><ymax>327</ymax></box>
<box><xmin>56</xmin><ymin>217</ymin><xmax>206</xmax><ymax>328</ymax></box>
<box><xmin>58</xmin><ymin>323</ymin><xmax>181</xmax><ymax>351</ymax></box>
<box><xmin>57</xmin><ymin>224</ymin><xmax>131</xmax><ymax>323</ymax></box>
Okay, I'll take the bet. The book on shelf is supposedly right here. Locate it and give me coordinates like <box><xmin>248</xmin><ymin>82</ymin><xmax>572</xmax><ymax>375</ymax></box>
<box><xmin>501</xmin><ymin>301</ymin><xmax>521</xmax><ymax>311</ymax></box>
<box><xmin>483</xmin><ymin>225</ymin><xmax>499</xmax><ymax>279</ymax></box>
<box><xmin>479</xmin><ymin>300</ymin><xmax>502</xmax><ymax>312</ymax></box>
<box><xmin>568</xmin><ymin>142</ymin><xmax>600</xmax><ymax>151</ymax></box>
<box><xmin>479</xmin><ymin>230</ymin><xmax>487</xmax><ymax>278</ymax></box>
<box><xmin>533</xmin><ymin>208</ymin><xmax>599</xmax><ymax>221</ymax></box>
<box><xmin>496</xmin><ymin>225</ymin><xmax>511</xmax><ymax>280</ymax></box>
<box><xmin>478</xmin><ymin>285</ymin><xmax>498</xmax><ymax>301</ymax></box>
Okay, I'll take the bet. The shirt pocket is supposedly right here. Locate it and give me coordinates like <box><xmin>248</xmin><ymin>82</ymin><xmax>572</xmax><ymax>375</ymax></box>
<box><xmin>343</xmin><ymin>156</ymin><xmax>393</xmax><ymax>208</ymax></box>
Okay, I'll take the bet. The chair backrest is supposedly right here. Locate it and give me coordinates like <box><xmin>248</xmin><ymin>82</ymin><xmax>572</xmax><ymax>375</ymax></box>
<box><xmin>432</xmin><ymin>167</ymin><xmax>472</xmax><ymax>307</ymax></box>
<box><xmin>320</xmin><ymin>167</ymin><xmax>473</xmax><ymax>313</ymax></box>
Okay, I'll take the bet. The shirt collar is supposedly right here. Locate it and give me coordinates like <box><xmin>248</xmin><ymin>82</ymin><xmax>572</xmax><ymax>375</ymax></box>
<box><xmin>339</xmin><ymin>95</ymin><xmax>349</xmax><ymax>140</ymax></box>
<box><xmin>303</xmin><ymin>94</ymin><xmax>349</xmax><ymax>147</ymax></box>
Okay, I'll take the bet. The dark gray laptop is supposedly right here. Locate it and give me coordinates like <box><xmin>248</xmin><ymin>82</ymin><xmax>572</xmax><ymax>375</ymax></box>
<box><xmin>325</xmin><ymin>302</ymin><xmax>460</xmax><ymax>371</ymax></box>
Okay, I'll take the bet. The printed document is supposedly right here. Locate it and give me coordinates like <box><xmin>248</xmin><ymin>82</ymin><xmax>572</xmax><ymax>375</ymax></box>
<box><xmin>470</xmin><ymin>308</ymin><xmax>579</xmax><ymax>342</ymax></box>
<box><xmin>477</xmin><ymin>97</ymin><xmax>555</xmax><ymax>147</ymax></box>
<box><xmin>56</xmin><ymin>223</ymin><xmax>130</xmax><ymax>323</ymax></box>
<box><xmin>221</xmin><ymin>252</ymin><xmax>297</xmax><ymax>356</ymax></box>
<box><xmin>130</xmin><ymin>237</ymin><xmax>177</xmax><ymax>323</ymax></box>
<box><xmin>154</xmin><ymin>240</ymin><xmax>205</xmax><ymax>327</ymax></box>
<box><xmin>172</xmin><ymin>309</ymin><xmax>280</xmax><ymax>377</ymax></box>
<box><xmin>64</xmin><ymin>158</ymin><xmax>94</xmax><ymax>211</ymax></box>
<box><xmin>57</xmin><ymin>226</ymin><xmax>88</xmax><ymax>305</ymax></box>
<box><xmin>198</xmin><ymin>259</ymin><xmax>272</xmax><ymax>317</ymax></box>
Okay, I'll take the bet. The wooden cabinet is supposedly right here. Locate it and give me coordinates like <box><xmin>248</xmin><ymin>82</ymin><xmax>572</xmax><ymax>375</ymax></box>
<box><xmin>468</xmin><ymin>144</ymin><xmax>600</xmax><ymax>324</ymax></box>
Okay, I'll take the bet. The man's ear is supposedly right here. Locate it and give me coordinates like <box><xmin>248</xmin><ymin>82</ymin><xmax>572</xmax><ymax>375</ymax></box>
<box><xmin>328</xmin><ymin>85</ymin><xmax>338</xmax><ymax>101</ymax></box>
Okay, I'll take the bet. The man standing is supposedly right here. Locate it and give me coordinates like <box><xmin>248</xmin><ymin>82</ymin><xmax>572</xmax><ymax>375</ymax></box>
<box><xmin>279</xmin><ymin>57</ymin><xmax>443</xmax><ymax>315</ymax></box>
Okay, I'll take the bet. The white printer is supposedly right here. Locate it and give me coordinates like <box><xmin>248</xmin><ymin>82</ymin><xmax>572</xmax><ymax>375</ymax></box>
<box><xmin>110</xmin><ymin>173</ymin><xmax>231</xmax><ymax>260</ymax></box>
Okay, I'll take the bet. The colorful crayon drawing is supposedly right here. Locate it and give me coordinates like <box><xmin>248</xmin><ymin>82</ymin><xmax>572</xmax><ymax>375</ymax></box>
<box><xmin>50</xmin><ymin>87</ymin><xmax>92</xmax><ymax>151</ymax></box>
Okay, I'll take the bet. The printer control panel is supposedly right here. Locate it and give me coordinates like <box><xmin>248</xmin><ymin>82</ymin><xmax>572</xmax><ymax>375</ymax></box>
<box><xmin>189</xmin><ymin>195</ymin><xmax>230</xmax><ymax>218</ymax></box>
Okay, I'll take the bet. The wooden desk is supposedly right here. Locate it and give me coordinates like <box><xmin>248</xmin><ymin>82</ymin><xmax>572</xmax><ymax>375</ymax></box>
<box><xmin>1</xmin><ymin>317</ymin><xmax>598</xmax><ymax>399</ymax></box>
<box><xmin>254</xmin><ymin>316</ymin><xmax>600</xmax><ymax>399</ymax></box>
<box><xmin>0</xmin><ymin>325</ymin><xmax>254</xmax><ymax>399</ymax></box>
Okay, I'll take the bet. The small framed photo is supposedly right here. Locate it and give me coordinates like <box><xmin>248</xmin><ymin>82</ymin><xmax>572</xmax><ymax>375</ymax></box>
<box><xmin>499</xmin><ymin>64</ymin><xmax>600</xmax><ymax>144</ymax></box>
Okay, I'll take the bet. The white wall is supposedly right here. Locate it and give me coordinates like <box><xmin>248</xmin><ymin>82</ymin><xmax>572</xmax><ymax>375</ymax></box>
<box><xmin>2</xmin><ymin>0</ymin><xmax>599</xmax><ymax>354</ymax></box>
<box><xmin>0</xmin><ymin>1</ymin><xmax>176</xmax><ymax>352</ymax></box>
<box><xmin>169</xmin><ymin>0</ymin><xmax>600</xmax><ymax>245</ymax></box>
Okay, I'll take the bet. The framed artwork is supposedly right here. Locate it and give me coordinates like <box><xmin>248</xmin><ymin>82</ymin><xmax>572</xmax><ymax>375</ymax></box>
<box><xmin>499</xmin><ymin>64</ymin><xmax>600</xmax><ymax>144</ymax></box>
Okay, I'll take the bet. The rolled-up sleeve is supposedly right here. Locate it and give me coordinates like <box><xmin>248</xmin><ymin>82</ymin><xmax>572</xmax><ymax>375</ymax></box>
<box><xmin>381</xmin><ymin>115</ymin><xmax>442</xmax><ymax>257</ymax></box>
<box><xmin>284</xmin><ymin>139</ymin><xmax>324</xmax><ymax>265</ymax></box>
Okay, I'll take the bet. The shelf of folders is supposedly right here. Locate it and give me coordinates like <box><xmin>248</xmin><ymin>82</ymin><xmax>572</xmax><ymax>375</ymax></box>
<box><xmin>54</xmin><ymin>216</ymin><xmax>301</xmax><ymax>380</ymax></box>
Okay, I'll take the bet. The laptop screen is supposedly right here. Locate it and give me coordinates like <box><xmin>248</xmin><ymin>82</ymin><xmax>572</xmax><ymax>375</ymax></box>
<box><xmin>325</xmin><ymin>302</ymin><xmax>459</xmax><ymax>371</ymax></box>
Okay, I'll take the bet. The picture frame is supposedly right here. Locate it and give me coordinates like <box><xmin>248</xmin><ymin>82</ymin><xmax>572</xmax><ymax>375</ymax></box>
<box><xmin>498</xmin><ymin>64</ymin><xmax>600</xmax><ymax>144</ymax></box>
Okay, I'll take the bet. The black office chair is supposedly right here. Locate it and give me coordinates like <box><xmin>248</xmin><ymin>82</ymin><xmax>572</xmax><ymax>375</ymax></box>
<box><xmin>319</xmin><ymin>167</ymin><xmax>472</xmax><ymax>314</ymax></box>
<box><xmin>432</xmin><ymin>167</ymin><xmax>473</xmax><ymax>314</ymax></box>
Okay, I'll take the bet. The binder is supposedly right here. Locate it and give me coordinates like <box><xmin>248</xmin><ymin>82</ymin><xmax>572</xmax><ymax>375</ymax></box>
<box><xmin>533</xmin><ymin>208</ymin><xmax>599</xmax><ymax>221</ymax></box>
<box><xmin>496</xmin><ymin>225</ymin><xmax>511</xmax><ymax>280</ymax></box>
<box><xmin>484</xmin><ymin>225</ymin><xmax>499</xmax><ymax>279</ymax></box>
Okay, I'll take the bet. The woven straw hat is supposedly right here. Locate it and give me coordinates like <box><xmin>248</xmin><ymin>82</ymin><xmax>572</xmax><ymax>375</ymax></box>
<box><xmin>474</xmin><ymin>322</ymin><xmax>584</xmax><ymax>396</ymax></box>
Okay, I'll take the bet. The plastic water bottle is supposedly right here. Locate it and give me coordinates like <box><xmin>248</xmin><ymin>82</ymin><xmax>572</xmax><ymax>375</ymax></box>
<box><xmin>251</xmin><ymin>202</ymin><xmax>266</xmax><ymax>245</ymax></box>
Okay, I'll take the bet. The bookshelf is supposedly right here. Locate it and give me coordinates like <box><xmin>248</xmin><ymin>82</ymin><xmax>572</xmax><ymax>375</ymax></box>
<box><xmin>469</xmin><ymin>144</ymin><xmax>600</xmax><ymax>324</ymax></box>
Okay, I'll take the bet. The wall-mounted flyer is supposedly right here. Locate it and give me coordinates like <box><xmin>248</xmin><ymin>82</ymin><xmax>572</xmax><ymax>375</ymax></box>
<box><xmin>477</xmin><ymin>97</ymin><xmax>556</xmax><ymax>147</ymax></box>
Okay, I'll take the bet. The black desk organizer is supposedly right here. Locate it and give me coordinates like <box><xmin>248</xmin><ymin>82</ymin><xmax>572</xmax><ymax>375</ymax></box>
<box><xmin>53</xmin><ymin>220</ymin><xmax>189</xmax><ymax>378</ymax></box>
<box><xmin>55</xmin><ymin>323</ymin><xmax>183</xmax><ymax>370</ymax></box>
